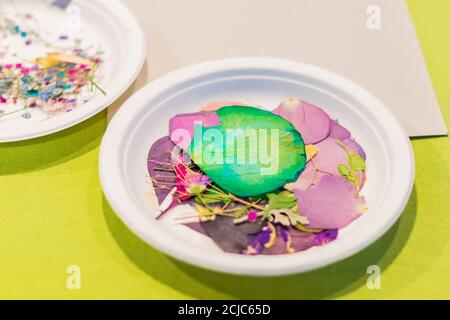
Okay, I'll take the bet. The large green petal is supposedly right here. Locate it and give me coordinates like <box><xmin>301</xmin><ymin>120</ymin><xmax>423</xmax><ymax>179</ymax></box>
<box><xmin>187</xmin><ymin>106</ymin><xmax>306</xmax><ymax>196</ymax></box>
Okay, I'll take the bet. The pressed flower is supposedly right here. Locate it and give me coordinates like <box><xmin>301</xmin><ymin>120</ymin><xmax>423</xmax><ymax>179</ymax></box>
<box><xmin>184</xmin><ymin>172</ymin><xmax>211</xmax><ymax>195</ymax></box>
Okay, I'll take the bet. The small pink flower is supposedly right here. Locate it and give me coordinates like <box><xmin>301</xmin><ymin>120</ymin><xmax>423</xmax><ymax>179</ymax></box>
<box><xmin>247</xmin><ymin>211</ymin><xmax>258</xmax><ymax>222</ymax></box>
<box><xmin>174</xmin><ymin>162</ymin><xmax>211</xmax><ymax>198</ymax></box>
<box><xmin>0</xmin><ymin>97</ymin><xmax>7</xmax><ymax>104</ymax></box>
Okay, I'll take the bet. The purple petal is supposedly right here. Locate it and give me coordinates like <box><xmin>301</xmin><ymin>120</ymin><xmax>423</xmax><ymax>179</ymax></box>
<box><xmin>169</xmin><ymin>111</ymin><xmax>220</xmax><ymax>150</ymax></box>
<box><xmin>314</xmin><ymin>229</ymin><xmax>339</xmax><ymax>246</ymax></box>
<box><xmin>329</xmin><ymin>120</ymin><xmax>351</xmax><ymax>140</ymax></box>
<box><xmin>272</xmin><ymin>99</ymin><xmax>331</xmax><ymax>144</ymax></box>
<box><xmin>294</xmin><ymin>175</ymin><xmax>367</xmax><ymax>229</ymax></box>
<box><xmin>343</xmin><ymin>138</ymin><xmax>366</xmax><ymax>161</ymax></box>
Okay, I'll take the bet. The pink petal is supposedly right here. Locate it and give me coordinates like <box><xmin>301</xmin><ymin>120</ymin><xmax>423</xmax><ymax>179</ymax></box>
<box><xmin>287</xmin><ymin>161</ymin><xmax>327</xmax><ymax>192</ymax></box>
<box><xmin>294</xmin><ymin>175</ymin><xmax>367</xmax><ymax>229</ymax></box>
<box><xmin>169</xmin><ymin>111</ymin><xmax>220</xmax><ymax>149</ymax></box>
<box><xmin>201</xmin><ymin>100</ymin><xmax>244</xmax><ymax>111</ymax></box>
<box><xmin>313</xmin><ymin>137</ymin><xmax>349</xmax><ymax>175</ymax></box>
<box><xmin>272</xmin><ymin>99</ymin><xmax>330</xmax><ymax>144</ymax></box>
<box><xmin>329</xmin><ymin>120</ymin><xmax>351</xmax><ymax>140</ymax></box>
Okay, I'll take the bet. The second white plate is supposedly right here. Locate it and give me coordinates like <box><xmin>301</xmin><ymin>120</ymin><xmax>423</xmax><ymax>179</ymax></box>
<box><xmin>0</xmin><ymin>0</ymin><xmax>146</xmax><ymax>142</ymax></box>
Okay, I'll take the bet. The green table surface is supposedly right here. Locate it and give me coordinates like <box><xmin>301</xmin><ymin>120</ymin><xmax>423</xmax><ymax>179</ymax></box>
<box><xmin>1</xmin><ymin>0</ymin><xmax>449</xmax><ymax>300</ymax></box>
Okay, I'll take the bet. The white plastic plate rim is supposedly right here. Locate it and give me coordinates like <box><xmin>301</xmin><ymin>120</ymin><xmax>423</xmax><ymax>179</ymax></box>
<box><xmin>0</xmin><ymin>0</ymin><xmax>146</xmax><ymax>142</ymax></box>
<box><xmin>100</xmin><ymin>57</ymin><xmax>414</xmax><ymax>276</ymax></box>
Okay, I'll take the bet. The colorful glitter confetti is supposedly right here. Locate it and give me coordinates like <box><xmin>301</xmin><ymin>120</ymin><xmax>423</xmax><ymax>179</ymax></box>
<box><xmin>0</xmin><ymin>2</ymin><xmax>105</xmax><ymax>120</ymax></box>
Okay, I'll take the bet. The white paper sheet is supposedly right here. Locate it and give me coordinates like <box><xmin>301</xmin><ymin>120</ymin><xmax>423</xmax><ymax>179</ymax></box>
<box><xmin>110</xmin><ymin>0</ymin><xmax>447</xmax><ymax>137</ymax></box>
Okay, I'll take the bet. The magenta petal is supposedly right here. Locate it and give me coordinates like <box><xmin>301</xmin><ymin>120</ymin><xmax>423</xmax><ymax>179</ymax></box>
<box><xmin>294</xmin><ymin>175</ymin><xmax>367</xmax><ymax>229</ymax></box>
<box><xmin>169</xmin><ymin>111</ymin><xmax>220</xmax><ymax>149</ymax></box>
<box><xmin>272</xmin><ymin>99</ymin><xmax>331</xmax><ymax>144</ymax></box>
<box><xmin>329</xmin><ymin>120</ymin><xmax>351</xmax><ymax>140</ymax></box>
<box><xmin>343</xmin><ymin>138</ymin><xmax>366</xmax><ymax>160</ymax></box>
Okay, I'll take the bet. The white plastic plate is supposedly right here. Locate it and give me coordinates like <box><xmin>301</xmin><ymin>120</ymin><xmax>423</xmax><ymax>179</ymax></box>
<box><xmin>0</xmin><ymin>0</ymin><xmax>146</xmax><ymax>142</ymax></box>
<box><xmin>100</xmin><ymin>58</ymin><xmax>414</xmax><ymax>276</ymax></box>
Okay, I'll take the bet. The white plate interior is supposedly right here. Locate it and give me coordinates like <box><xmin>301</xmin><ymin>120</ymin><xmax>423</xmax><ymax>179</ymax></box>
<box><xmin>0</xmin><ymin>0</ymin><xmax>145</xmax><ymax>142</ymax></box>
<box><xmin>100</xmin><ymin>58</ymin><xmax>414</xmax><ymax>276</ymax></box>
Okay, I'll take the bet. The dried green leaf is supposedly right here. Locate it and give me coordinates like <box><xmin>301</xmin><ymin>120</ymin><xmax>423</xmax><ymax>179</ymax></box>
<box><xmin>294</xmin><ymin>223</ymin><xmax>323</xmax><ymax>233</ymax></box>
<box><xmin>348</xmin><ymin>153</ymin><xmax>366</xmax><ymax>172</ymax></box>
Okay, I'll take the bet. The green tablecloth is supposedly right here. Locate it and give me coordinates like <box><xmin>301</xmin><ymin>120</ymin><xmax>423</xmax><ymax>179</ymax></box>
<box><xmin>0</xmin><ymin>0</ymin><xmax>449</xmax><ymax>299</ymax></box>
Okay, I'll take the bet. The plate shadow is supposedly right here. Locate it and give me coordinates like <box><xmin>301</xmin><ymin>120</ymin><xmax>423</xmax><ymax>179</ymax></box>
<box><xmin>103</xmin><ymin>186</ymin><xmax>417</xmax><ymax>299</ymax></box>
<box><xmin>0</xmin><ymin>111</ymin><xmax>107</xmax><ymax>175</ymax></box>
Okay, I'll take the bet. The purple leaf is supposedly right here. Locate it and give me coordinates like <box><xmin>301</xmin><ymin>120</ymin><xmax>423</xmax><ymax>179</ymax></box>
<box><xmin>147</xmin><ymin>136</ymin><xmax>178</xmax><ymax>204</ymax></box>
<box><xmin>184</xmin><ymin>222</ymin><xmax>207</xmax><ymax>235</ymax></box>
<box><xmin>201</xmin><ymin>216</ymin><xmax>263</xmax><ymax>254</ymax></box>
<box><xmin>272</xmin><ymin>99</ymin><xmax>331</xmax><ymax>144</ymax></box>
<box><xmin>294</xmin><ymin>175</ymin><xmax>367</xmax><ymax>229</ymax></box>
